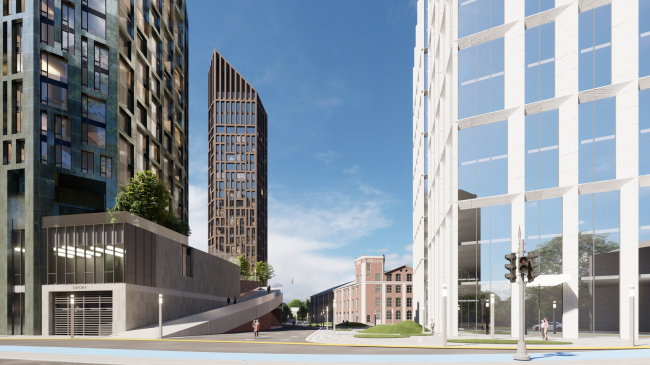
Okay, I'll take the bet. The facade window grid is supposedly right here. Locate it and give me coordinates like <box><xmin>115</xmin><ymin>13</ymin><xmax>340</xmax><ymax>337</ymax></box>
<box><xmin>94</xmin><ymin>45</ymin><xmax>110</xmax><ymax>95</ymax></box>
<box><xmin>525</xmin><ymin>110</ymin><xmax>559</xmax><ymax>191</ymax></box>
<box><xmin>640</xmin><ymin>0</ymin><xmax>650</xmax><ymax>77</ymax></box>
<box><xmin>578</xmin><ymin>97</ymin><xmax>616</xmax><ymax>184</ymax></box>
<box><xmin>62</xmin><ymin>3</ymin><xmax>75</xmax><ymax>54</ymax></box>
<box><xmin>641</xmin><ymin>89</ymin><xmax>650</xmax><ymax>176</ymax></box>
<box><xmin>525</xmin><ymin>22</ymin><xmax>555</xmax><ymax>104</ymax></box>
<box><xmin>578</xmin><ymin>4</ymin><xmax>611</xmax><ymax>91</ymax></box>
<box><xmin>525</xmin><ymin>0</ymin><xmax>555</xmax><ymax>16</ymax></box>
<box><xmin>82</xmin><ymin>0</ymin><xmax>107</xmax><ymax>40</ymax></box>
<box><xmin>40</xmin><ymin>0</ymin><xmax>54</xmax><ymax>46</ymax></box>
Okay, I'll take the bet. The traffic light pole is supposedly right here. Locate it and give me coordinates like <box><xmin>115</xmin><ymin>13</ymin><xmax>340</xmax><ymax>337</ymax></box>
<box><xmin>514</xmin><ymin>250</ymin><xmax>530</xmax><ymax>361</ymax></box>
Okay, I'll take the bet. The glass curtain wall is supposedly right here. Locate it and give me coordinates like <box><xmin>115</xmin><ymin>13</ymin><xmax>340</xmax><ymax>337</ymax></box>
<box><xmin>46</xmin><ymin>224</ymin><xmax>125</xmax><ymax>285</ymax></box>
<box><xmin>640</xmin><ymin>186</ymin><xmax>650</xmax><ymax>334</ymax></box>
<box><xmin>458</xmin><ymin>38</ymin><xmax>505</xmax><ymax>119</ymax></box>
<box><xmin>459</xmin><ymin>121</ymin><xmax>508</xmax><ymax>199</ymax></box>
<box><xmin>458</xmin><ymin>204</ymin><xmax>511</xmax><ymax>335</ymax></box>
<box><xmin>525</xmin><ymin>198</ymin><xmax>563</xmax><ymax>333</ymax></box>
<box><xmin>525</xmin><ymin>21</ymin><xmax>555</xmax><ymax>104</ymax></box>
<box><xmin>578</xmin><ymin>190</ymin><xmax>620</xmax><ymax>337</ymax></box>
<box><xmin>458</xmin><ymin>0</ymin><xmax>504</xmax><ymax>38</ymax></box>
<box><xmin>578</xmin><ymin>4</ymin><xmax>611</xmax><ymax>92</ymax></box>
<box><xmin>525</xmin><ymin>0</ymin><xmax>554</xmax><ymax>16</ymax></box>
<box><xmin>525</xmin><ymin>110</ymin><xmax>559</xmax><ymax>191</ymax></box>
<box><xmin>579</xmin><ymin>97</ymin><xmax>616</xmax><ymax>184</ymax></box>
<box><xmin>640</xmin><ymin>89</ymin><xmax>650</xmax><ymax>176</ymax></box>
<box><xmin>639</xmin><ymin>0</ymin><xmax>650</xmax><ymax>78</ymax></box>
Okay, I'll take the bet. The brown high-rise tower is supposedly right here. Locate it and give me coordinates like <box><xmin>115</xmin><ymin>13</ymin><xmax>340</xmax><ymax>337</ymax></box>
<box><xmin>207</xmin><ymin>51</ymin><xmax>268</xmax><ymax>271</ymax></box>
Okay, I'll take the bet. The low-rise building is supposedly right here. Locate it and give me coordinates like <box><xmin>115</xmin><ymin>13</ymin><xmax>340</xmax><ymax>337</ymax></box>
<box><xmin>311</xmin><ymin>255</ymin><xmax>414</xmax><ymax>325</ymax></box>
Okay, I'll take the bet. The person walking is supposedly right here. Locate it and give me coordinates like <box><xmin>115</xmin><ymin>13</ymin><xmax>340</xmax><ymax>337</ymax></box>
<box><xmin>227</xmin><ymin>297</ymin><xmax>230</xmax><ymax>306</ymax></box>
<box><xmin>430</xmin><ymin>319</ymin><xmax>435</xmax><ymax>335</ymax></box>
<box><xmin>233</xmin><ymin>297</ymin><xmax>237</xmax><ymax>305</ymax></box>
<box><xmin>254</xmin><ymin>319</ymin><xmax>261</xmax><ymax>338</ymax></box>
<box><xmin>542</xmin><ymin>317</ymin><xmax>549</xmax><ymax>340</ymax></box>
<box><xmin>267</xmin><ymin>285</ymin><xmax>271</xmax><ymax>293</ymax></box>
<box><xmin>252</xmin><ymin>319</ymin><xmax>258</xmax><ymax>338</ymax></box>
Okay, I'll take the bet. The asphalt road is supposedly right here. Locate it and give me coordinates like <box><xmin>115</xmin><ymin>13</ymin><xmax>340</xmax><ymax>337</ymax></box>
<box><xmin>0</xmin><ymin>325</ymin><xmax>560</xmax><ymax>356</ymax></box>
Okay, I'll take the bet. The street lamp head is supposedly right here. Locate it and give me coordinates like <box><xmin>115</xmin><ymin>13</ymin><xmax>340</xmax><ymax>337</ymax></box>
<box><xmin>629</xmin><ymin>284</ymin><xmax>635</xmax><ymax>297</ymax></box>
<box><xmin>442</xmin><ymin>284</ymin><xmax>448</xmax><ymax>297</ymax></box>
<box><xmin>159</xmin><ymin>294</ymin><xmax>163</xmax><ymax>304</ymax></box>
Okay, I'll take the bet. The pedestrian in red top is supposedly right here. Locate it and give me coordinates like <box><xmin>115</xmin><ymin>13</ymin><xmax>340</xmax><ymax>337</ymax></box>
<box><xmin>253</xmin><ymin>319</ymin><xmax>260</xmax><ymax>338</ymax></box>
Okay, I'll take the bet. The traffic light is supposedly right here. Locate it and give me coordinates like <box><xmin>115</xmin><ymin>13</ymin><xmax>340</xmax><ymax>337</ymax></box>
<box><xmin>526</xmin><ymin>251</ymin><xmax>540</xmax><ymax>283</ymax></box>
<box><xmin>518</xmin><ymin>256</ymin><xmax>529</xmax><ymax>275</ymax></box>
<box><xmin>505</xmin><ymin>253</ymin><xmax>517</xmax><ymax>283</ymax></box>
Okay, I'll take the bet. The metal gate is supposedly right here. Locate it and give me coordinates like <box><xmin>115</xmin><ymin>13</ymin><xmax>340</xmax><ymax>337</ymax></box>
<box><xmin>54</xmin><ymin>291</ymin><xmax>113</xmax><ymax>336</ymax></box>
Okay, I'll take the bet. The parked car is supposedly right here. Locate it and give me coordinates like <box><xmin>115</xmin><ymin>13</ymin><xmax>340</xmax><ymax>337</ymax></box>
<box><xmin>532</xmin><ymin>322</ymin><xmax>562</xmax><ymax>332</ymax></box>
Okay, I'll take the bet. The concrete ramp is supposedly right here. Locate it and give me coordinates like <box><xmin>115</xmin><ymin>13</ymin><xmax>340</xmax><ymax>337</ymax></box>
<box><xmin>110</xmin><ymin>288</ymin><xmax>282</xmax><ymax>339</ymax></box>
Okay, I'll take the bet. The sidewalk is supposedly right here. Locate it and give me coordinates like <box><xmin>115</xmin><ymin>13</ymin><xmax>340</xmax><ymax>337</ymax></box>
<box><xmin>306</xmin><ymin>329</ymin><xmax>650</xmax><ymax>349</ymax></box>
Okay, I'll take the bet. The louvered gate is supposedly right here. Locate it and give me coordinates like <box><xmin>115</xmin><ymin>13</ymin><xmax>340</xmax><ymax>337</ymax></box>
<box><xmin>54</xmin><ymin>291</ymin><xmax>113</xmax><ymax>336</ymax></box>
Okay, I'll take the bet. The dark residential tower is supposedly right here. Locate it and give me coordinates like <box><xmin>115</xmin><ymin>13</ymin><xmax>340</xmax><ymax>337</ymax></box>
<box><xmin>0</xmin><ymin>0</ymin><xmax>189</xmax><ymax>335</ymax></box>
<box><xmin>207</xmin><ymin>50</ymin><xmax>268</xmax><ymax>271</ymax></box>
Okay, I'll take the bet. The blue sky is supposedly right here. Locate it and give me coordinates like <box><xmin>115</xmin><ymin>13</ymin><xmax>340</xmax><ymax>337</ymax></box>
<box><xmin>187</xmin><ymin>0</ymin><xmax>417</xmax><ymax>301</ymax></box>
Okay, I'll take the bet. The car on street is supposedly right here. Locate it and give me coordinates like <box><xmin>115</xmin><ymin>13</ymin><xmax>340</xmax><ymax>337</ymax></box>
<box><xmin>532</xmin><ymin>322</ymin><xmax>562</xmax><ymax>332</ymax></box>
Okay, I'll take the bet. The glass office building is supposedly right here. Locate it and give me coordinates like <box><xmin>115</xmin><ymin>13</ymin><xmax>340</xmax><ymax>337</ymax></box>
<box><xmin>413</xmin><ymin>0</ymin><xmax>649</xmax><ymax>339</ymax></box>
<box><xmin>0</xmin><ymin>0</ymin><xmax>189</xmax><ymax>335</ymax></box>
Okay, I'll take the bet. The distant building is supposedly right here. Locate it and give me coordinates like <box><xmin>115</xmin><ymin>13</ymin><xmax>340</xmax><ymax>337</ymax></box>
<box><xmin>311</xmin><ymin>255</ymin><xmax>414</xmax><ymax>325</ymax></box>
<box><xmin>207</xmin><ymin>50</ymin><xmax>269</xmax><ymax>269</ymax></box>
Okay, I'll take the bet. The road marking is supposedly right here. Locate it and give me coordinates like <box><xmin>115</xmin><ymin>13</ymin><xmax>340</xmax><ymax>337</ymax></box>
<box><xmin>0</xmin><ymin>337</ymin><xmax>648</xmax><ymax>351</ymax></box>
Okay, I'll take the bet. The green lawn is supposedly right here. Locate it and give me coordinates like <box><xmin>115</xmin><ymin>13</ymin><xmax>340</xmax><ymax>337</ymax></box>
<box><xmin>335</xmin><ymin>329</ymin><xmax>352</xmax><ymax>331</ymax></box>
<box><xmin>448</xmin><ymin>339</ymin><xmax>573</xmax><ymax>345</ymax></box>
<box><xmin>354</xmin><ymin>334</ymin><xmax>410</xmax><ymax>339</ymax></box>
<box><xmin>359</xmin><ymin>321</ymin><xmax>431</xmax><ymax>336</ymax></box>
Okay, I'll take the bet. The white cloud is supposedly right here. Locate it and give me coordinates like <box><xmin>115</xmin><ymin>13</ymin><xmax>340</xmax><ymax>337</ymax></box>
<box><xmin>188</xmin><ymin>184</ymin><xmax>209</xmax><ymax>253</ymax></box>
<box><xmin>315</xmin><ymin>150</ymin><xmax>341</xmax><ymax>166</ymax></box>
<box><xmin>269</xmin><ymin>187</ymin><xmax>392</xmax><ymax>302</ymax></box>
<box><xmin>342</xmin><ymin>165</ymin><xmax>360</xmax><ymax>174</ymax></box>
<box><xmin>384</xmin><ymin>253</ymin><xmax>412</xmax><ymax>271</ymax></box>
<box><xmin>405</xmin><ymin>244</ymin><xmax>413</xmax><ymax>252</ymax></box>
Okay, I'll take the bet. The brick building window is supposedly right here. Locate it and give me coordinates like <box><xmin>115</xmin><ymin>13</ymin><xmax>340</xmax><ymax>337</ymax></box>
<box><xmin>386</xmin><ymin>310</ymin><xmax>392</xmax><ymax>320</ymax></box>
<box><xmin>407</xmin><ymin>310</ymin><xmax>412</xmax><ymax>320</ymax></box>
<box><xmin>386</xmin><ymin>298</ymin><xmax>392</xmax><ymax>307</ymax></box>
<box><xmin>396</xmin><ymin>274</ymin><xmax>402</xmax><ymax>281</ymax></box>
<box><xmin>396</xmin><ymin>285</ymin><xmax>402</xmax><ymax>294</ymax></box>
<box><xmin>366</xmin><ymin>263</ymin><xmax>370</xmax><ymax>271</ymax></box>
<box><xmin>396</xmin><ymin>298</ymin><xmax>401</xmax><ymax>307</ymax></box>
<box><xmin>407</xmin><ymin>274</ymin><xmax>412</xmax><ymax>282</ymax></box>
<box><xmin>366</xmin><ymin>315</ymin><xmax>370</xmax><ymax>323</ymax></box>
<box><xmin>396</xmin><ymin>310</ymin><xmax>401</xmax><ymax>320</ymax></box>
<box><xmin>375</xmin><ymin>273</ymin><xmax>381</xmax><ymax>281</ymax></box>
<box><xmin>375</xmin><ymin>285</ymin><xmax>381</xmax><ymax>293</ymax></box>
<box><xmin>407</xmin><ymin>285</ymin><xmax>412</xmax><ymax>293</ymax></box>
<box><xmin>375</xmin><ymin>298</ymin><xmax>380</xmax><ymax>307</ymax></box>
<box><xmin>386</xmin><ymin>285</ymin><xmax>392</xmax><ymax>293</ymax></box>
<box><xmin>386</xmin><ymin>274</ymin><xmax>392</xmax><ymax>281</ymax></box>
<box><xmin>407</xmin><ymin>298</ymin><xmax>412</xmax><ymax>307</ymax></box>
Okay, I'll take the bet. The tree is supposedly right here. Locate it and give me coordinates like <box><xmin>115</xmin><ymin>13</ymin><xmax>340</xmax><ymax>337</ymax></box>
<box><xmin>282</xmin><ymin>303</ymin><xmax>292</xmax><ymax>322</ymax></box>
<box><xmin>237</xmin><ymin>255</ymin><xmax>251</xmax><ymax>276</ymax></box>
<box><xmin>288</xmin><ymin>299</ymin><xmax>303</xmax><ymax>308</ymax></box>
<box><xmin>253</xmin><ymin>261</ymin><xmax>275</xmax><ymax>281</ymax></box>
<box><xmin>298</xmin><ymin>305</ymin><xmax>308</xmax><ymax>321</ymax></box>
<box><xmin>110</xmin><ymin>170</ymin><xmax>191</xmax><ymax>236</ymax></box>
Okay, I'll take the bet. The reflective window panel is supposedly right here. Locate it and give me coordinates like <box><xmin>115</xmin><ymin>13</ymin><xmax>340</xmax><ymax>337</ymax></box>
<box><xmin>578</xmin><ymin>190</ymin><xmax>620</xmax><ymax>337</ymax></box>
<box><xmin>459</xmin><ymin>38</ymin><xmax>504</xmax><ymax>119</ymax></box>
<box><xmin>459</xmin><ymin>120</ymin><xmax>508</xmax><ymax>200</ymax></box>
<box><xmin>458</xmin><ymin>204</ymin><xmax>511</xmax><ymax>335</ymax></box>
<box><xmin>578</xmin><ymin>97</ymin><xmax>616</xmax><ymax>184</ymax></box>
<box><xmin>525</xmin><ymin>0</ymin><xmax>554</xmax><ymax>16</ymax></box>
<box><xmin>525</xmin><ymin>21</ymin><xmax>555</xmax><ymax>104</ymax></box>
<box><xmin>458</xmin><ymin>0</ymin><xmax>504</xmax><ymax>39</ymax></box>
<box><xmin>578</xmin><ymin>4</ymin><xmax>611</xmax><ymax>91</ymax></box>
<box><xmin>525</xmin><ymin>109</ymin><xmax>559</xmax><ymax>191</ymax></box>
<box><xmin>640</xmin><ymin>0</ymin><xmax>650</xmax><ymax>77</ymax></box>
<box><xmin>640</xmin><ymin>89</ymin><xmax>650</xmax><ymax>176</ymax></box>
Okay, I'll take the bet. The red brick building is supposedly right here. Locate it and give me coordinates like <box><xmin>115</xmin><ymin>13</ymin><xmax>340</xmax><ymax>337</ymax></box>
<box><xmin>330</xmin><ymin>255</ymin><xmax>414</xmax><ymax>325</ymax></box>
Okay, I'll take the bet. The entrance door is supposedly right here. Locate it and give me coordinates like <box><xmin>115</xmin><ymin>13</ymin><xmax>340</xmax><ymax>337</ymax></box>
<box><xmin>54</xmin><ymin>291</ymin><xmax>113</xmax><ymax>336</ymax></box>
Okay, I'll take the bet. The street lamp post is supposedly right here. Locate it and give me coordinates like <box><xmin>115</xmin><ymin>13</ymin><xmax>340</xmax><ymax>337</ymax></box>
<box><xmin>490</xmin><ymin>293</ymin><xmax>495</xmax><ymax>339</ymax></box>
<box><xmin>442</xmin><ymin>284</ymin><xmax>447</xmax><ymax>346</ymax></box>
<box><xmin>333</xmin><ymin>303</ymin><xmax>336</xmax><ymax>332</ymax></box>
<box><xmin>159</xmin><ymin>294</ymin><xmax>163</xmax><ymax>339</ymax></box>
<box><xmin>485</xmin><ymin>301</ymin><xmax>490</xmax><ymax>336</ymax></box>
<box><xmin>326</xmin><ymin>306</ymin><xmax>329</xmax><ymax>331</ymax></box>
<box><xmin>514</xmin><ymin>234</ymin><xmax>530</xmax><ymax>361</ymax></box>
<box><xmin>70</xmin><ymin>295</ymin><xmax>75</xmax><ymax>339</ymax></box>
<box><xmin>553</xmin><ymin>301</ymin><xmax>556</xmax><ymax>335</ymax></box>
<box><xmin>630</xmin><ymin>284</ymin><xmax>635</xmax><ymax>346</ymax></box>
